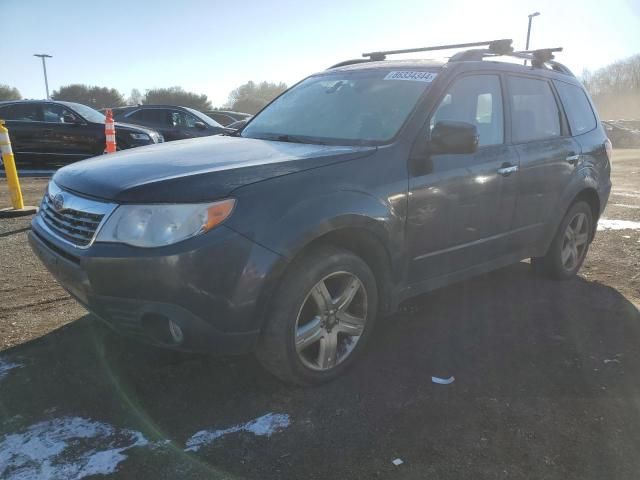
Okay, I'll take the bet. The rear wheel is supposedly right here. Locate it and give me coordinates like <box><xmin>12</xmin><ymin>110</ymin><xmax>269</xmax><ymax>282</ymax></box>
<box><xmin>532</xmin><ymin>201</ymin><xmax>593</xmax><ymax>279</ymax></box>
<box><xmin>256</xmin><ymin>246</ymin><xmax>378</xmax><ymax>385</ymax></box>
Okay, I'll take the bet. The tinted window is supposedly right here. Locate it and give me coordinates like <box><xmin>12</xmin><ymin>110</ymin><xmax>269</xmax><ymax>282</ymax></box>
<box><xmin>42</xmin><ymin>104</ymin><xmax>80</xmax><ymax>123</ymax></box>
<box><xmin>129</xmin><ymin>109</ymin><xmax>168</xmax><ymax>126</ymax></box>
<box><xmin>0</xmin><ymin>103</ymin><xmax>41</xmax><ymax>121</ymax></box>
<box><xmin>554</xmin><ymin>81</ymin><xmax>597</xmax><ymax>135</ymax></box>
<box><xmin>431</xmin><ymin>75</ymin><xmax>504</xmax><ymax>146</ymax></box>
<box><xmin>507</xmin><ymin>76</ymin><xmax>561</xmax><ymax>142</ymax></box>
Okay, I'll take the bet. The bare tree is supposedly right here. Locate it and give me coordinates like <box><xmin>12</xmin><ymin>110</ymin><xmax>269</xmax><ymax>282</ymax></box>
<box><xmin>582</xmin><ymin>54</ymin><xmax>640</xmax><ymax>119</ymax></box>
<box><xmin>226</xmin><ymin>81</ymin><xmax>288</xmax><ymax>114</ymax></box>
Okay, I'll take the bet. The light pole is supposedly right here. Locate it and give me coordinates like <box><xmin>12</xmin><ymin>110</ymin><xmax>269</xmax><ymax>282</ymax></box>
<box><xmin>524</xmin><ymin>12</ymin><xmax>540</xmax><ymax>65</ymax></box>
<box><xmin>33</xmin><ymin>54</ymin><xmax>52</xmax><ymax>99</ymax></box>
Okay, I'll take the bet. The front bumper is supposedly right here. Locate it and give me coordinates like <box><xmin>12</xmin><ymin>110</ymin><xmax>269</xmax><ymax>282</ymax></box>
<box><xmin>29</xmin><ymin>219</ymin><xmax>285</xmax><ymax>354</ymax></box>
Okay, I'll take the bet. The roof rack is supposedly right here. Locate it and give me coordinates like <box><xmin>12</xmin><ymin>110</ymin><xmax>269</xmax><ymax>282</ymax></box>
<box><xmin>328</xmin><ymin>39</ymin><xmax>574</xmax><ymax>76</ymax></box>
<box><xmin>362</xmin><ymin>39</ymin><xmax>513</xmax><ymax>61</ymax></box>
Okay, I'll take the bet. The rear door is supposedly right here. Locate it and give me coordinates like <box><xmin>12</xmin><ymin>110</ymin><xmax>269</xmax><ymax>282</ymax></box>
<box><xmin>0</xmin><ymin>103</ymin><xmax>43</xmax><ymax>156</ymax></box>
<box><xmin>125</xmin><ymin>108</ymin><xmax>175</xmax><ymax>140</ymax></box>
<box><xmin>505</xmin><ymin>75</ymin><xmax>581</xmax><ymax>250</ymax></box>
<box><xmin>407</xmin><ymin>73</ymin><xmax>520</xmax><ymax>283</ymax></box>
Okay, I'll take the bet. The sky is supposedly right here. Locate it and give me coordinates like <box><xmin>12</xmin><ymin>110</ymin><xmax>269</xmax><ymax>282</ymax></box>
<box><xmin>2</xmin><ymin>0</ymin><xmax>639</xmax><ymax>107</ymax></box>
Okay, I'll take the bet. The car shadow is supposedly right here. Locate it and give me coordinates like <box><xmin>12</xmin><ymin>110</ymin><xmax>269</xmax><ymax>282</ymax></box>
<box><xmin>2</xmin><ymin>262</ymin><xmax>640</xmax><ymax>479</ymax></box>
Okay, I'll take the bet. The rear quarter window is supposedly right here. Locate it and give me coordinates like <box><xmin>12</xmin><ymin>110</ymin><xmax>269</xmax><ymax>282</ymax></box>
<box><xmin>553</xmin><ymin>80</ymin><xmax>597</xmax><ymax>136</ymax></box>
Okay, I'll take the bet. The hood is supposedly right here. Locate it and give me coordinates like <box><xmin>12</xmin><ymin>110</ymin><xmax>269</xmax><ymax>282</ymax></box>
<box><xmin>54</xmin><ymin>135</ymin><xmax>375</xmax><ymax>203</ymax></box>
<box><xmin>114</xmin><ymin>121</ymin><xmax>158</xmax><ymax>136</ymax></box>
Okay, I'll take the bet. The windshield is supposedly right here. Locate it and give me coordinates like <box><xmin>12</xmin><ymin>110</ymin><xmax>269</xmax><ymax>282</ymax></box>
<box><xmin>242</xmin><ymin>70</ymin><xmax>437</xmax><ymax>145</ymax></box>
<box><xmin>184</xmin><ymin>106</ymin><xmax>223</xmax><ymax>127</ymax></box>
<box><xmin>65</xmin><ymin>102</ymin><xmax>106</xmax><ymax>123</ymax></box>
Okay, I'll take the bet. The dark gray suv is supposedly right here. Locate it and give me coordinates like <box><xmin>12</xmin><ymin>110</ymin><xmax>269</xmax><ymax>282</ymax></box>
<box><xmin>29</xmin><ymin>40</ymin><xmax>612</xmax><ymax>385</ymax></box>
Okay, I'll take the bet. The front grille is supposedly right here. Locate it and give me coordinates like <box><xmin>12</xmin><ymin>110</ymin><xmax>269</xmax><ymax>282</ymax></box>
<box><xmin>40</xmin><ymin>195</ymin><xmax>103</xmax><ymax>247</ymax></box>
<box><xmin>38</xmin><ymin>182</ymin><xmax>116</xmax><ymax>248</ymax></box>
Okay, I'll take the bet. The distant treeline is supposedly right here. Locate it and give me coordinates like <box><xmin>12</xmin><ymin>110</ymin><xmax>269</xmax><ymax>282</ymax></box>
<box><xmin>582</xmin><ymin>54</ymin><xmax>640</xmax><ymax>120</ymax></box>
<box><xmin>0</xmin><ymin>82</ymin><xmax>288</xmax><ymax>114</ymax></box>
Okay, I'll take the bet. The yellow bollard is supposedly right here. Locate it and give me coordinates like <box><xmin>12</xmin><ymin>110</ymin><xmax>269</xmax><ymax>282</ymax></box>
<box><xmin>0</xmin><ymin>119</ymin><xmax>37</xmax><ymax>218</ymax></box>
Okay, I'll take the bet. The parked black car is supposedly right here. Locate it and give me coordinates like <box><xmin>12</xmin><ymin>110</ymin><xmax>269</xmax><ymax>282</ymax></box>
<box><xmin>204</xmin><ymin>110</ymin><xmax>252</xmax><ymax>126</ymax></box>
<box><xmin>0</xmin><ymin>100</ymin><xmax>163</xmax><ymax>166</ymax></box>
<box><xmin>112</xmin><ymin>105</ymin><xmax>229</xmax><ymax>141</ymax></box>
<box><xmin>30</xmin><ymin>40</ymin><xmax>612</xmax><ymax>385</ymax></box>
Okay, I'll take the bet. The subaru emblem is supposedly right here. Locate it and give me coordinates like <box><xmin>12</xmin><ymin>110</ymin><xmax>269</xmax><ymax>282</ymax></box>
<box><xmin>52</xmin><ymin>193</ymin><xmax>65</xmax><ymax>212</ymax></box>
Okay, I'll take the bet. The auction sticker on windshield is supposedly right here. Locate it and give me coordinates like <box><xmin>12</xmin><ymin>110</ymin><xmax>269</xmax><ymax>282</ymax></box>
<box><xmin>384</xmin><ymin>71</ymin><xmax>437</xmax><ymax>82</ymax></box>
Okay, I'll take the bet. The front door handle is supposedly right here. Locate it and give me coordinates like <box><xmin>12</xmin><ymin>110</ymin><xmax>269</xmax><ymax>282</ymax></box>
<box><xmin>497</xmin><ymin>164</ymin><xmax>519</xmax><ymax>176</ymax></box>
<box><xmin>566</xmin><ymin>154</ymin><xmax>581</xmax><ymax>165</ymax></box>
<box><xmin>42</xmin><ymin>129</ymin><xmax>53</xmax><ymax>136</ymax></box>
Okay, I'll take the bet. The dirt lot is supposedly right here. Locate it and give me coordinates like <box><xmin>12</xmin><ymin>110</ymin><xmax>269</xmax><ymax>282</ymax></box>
<box><xmin>0</xmin><ymin>151</ymin><xmax>639</xmax><ymax>479</ymax></box>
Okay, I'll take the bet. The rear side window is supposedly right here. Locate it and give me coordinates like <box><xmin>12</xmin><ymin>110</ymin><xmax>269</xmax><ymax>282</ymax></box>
<box><xmin>0</xmin><ymin>103</ymin><xmax>41</xmax><ymax>122</ymax></box>
<box><xmin>507</xmin><ymin>76</ymin><xmax>561</xmax><ymax>143</ymax></box>
<box><xmin>554</xmin><ymin>81</ymin><xmax>597</xmax><ymax>135</ymax></box>
<box><xmin>430</xmin><ymin>74</ymin><xmax>504</xmax><ymax>146</ymax></box>
<box><xmin>129</xmin><ymin>109</ymin><xmax>168</xmax><ymax>126</ymax></box>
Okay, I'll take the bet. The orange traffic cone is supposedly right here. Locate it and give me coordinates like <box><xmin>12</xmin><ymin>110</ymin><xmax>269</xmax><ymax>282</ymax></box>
<box><xmin>105</xmin><ymin>109</ymin><xmax>117</xmax><ymax>153</ymax></box>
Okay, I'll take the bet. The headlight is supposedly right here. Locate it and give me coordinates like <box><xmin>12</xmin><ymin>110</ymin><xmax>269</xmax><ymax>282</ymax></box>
<box><xmin>129</xmin><ymin>133</ymin><xmax>150</xmax><ymax>141</ymax></box>
<box><xmin>96</xmin><ymin>199</ymin><xmax>235</xmax><ymax>247</ymax></box>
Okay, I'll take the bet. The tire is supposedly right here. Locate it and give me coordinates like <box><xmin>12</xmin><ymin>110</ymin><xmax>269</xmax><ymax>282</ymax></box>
<box><xmin>256</xmin><ymin>246</ymin><xmax>378</xmax><ymax>386</ymax></box>
<box><xmin>531</xmin><ymin>201</ymin><xmax>593</xmax><ymax>280</ymax></box>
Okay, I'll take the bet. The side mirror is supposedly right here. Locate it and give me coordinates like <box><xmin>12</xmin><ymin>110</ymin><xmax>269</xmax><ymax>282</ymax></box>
<box><xmin>193</xmin><ymin>121</ymin><xmax>206</xmax><ymax>130</ymax></box>
<box><xmin>429</xmin><ymin>121</ymin><xmax>479</xmax><ymax>154</ymax></box>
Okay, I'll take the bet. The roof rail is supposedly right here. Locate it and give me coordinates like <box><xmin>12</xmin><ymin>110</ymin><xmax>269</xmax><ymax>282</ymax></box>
<box><xmin>361</xmin><ymin>39</ymin><xmax>513</xmax><ymax>61</ymax></box>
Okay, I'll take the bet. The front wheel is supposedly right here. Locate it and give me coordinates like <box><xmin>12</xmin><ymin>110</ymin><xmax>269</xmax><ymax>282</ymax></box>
<box><xmin>532</xmin><ymin>201</ymin><xmax>593</xmax><ymax>279</ymax></box>
<box><xmin>256</xmin><ymin>246</ymin><xmax>378</xmax><ymax>385</ymax></box>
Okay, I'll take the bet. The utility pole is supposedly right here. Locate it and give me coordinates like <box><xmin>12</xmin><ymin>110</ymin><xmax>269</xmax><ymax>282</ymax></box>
<box><xmin>33</xmin><ymin>54</ymin><xmax>52</xmax><ymax>99</ymax></box>
<box><xmin>524</xmin><ymin>12</ymin><xmax>540</xmax><ymax>65</ymax></box>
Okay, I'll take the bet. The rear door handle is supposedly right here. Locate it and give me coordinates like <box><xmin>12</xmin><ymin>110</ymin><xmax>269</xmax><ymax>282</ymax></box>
<box><xmin>566</xmin><ymin>154</ymin><xmax>581</xmax><ymax>165</ymax></box>
<box><xmin>497</xmin><ymin>164</ymin><xmax>519</xmax><ymax>176</ymax></box>
<box><xmin>42</xmin><ymin>129</ymin><xmax>53</xmax><ymax>136</ymax></box>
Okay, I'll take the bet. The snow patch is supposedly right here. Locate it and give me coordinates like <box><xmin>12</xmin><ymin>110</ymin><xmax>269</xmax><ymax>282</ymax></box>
<box><xmin>0</xmin><ymin>358</ymin><xmax>22</xmax><ymax>382</ymax></box>
<box><xmin>597</xmin><ymin>219</ymin><xmax>640</xmax><ymax>231</ymax></box>
<box><xmin>185</xmin><ymin>413</ymin><xmax>290</xmax><ymax>452</ymax></box>
<box><xmin>0</xmin><ymin>417</ymin><xmax>148</xmax><ymax>480</ymax></box>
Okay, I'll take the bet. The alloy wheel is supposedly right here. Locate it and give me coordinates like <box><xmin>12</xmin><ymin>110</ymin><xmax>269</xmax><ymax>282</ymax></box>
<box><xmin>561</xmin><ymin>212</ymin><xmax>589</xmax><ymax>271</ymax></box>
<box><xmin>295</xmin><ymin>271</ymin><xmax>368</xmax><ymax>371</ymax></box>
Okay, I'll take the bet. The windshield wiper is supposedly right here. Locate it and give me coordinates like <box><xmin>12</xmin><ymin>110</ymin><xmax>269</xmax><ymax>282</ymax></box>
<box><xmin>274</xmin><ymin>134</ymin><xmax>327</xmax><ymax>145</ymax></box>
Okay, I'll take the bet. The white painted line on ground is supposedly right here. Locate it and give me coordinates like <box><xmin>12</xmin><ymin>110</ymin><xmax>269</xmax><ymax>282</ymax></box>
<box><xmin>611</xmin><ymin>192</ymin><xmax>640</xmax><ymax>199</ymax></box>
<box><xmin>612</xmin><ymin>204</ymin><xmax>640</xmax><ymax>209</ymax></box>
<box><xmin>0</xmin><ymin>417</ymin><xmax>148</xmax><ymax>480</ymax></box>
<box><xmin>185</xmin><ymin>413</ymin><xmax>291</xmax><ymax>452</ymax></box>
<box><xmin>597</xmin><ymin>219</ymin><xmax>640</xmax><ymax>230</ymax></box>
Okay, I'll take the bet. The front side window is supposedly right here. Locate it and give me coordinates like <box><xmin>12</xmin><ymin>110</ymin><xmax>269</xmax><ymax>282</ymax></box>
<box><xmin>170</xmin><ymin>111</ymin><xmax>200</xmax><ymax>128</ymax></box>
<box><xmin>553</xmin><ymin>81</ymin><xmax>597</xmax><ymax>135</ymax></box>
<box><xmin>43</xmin><ymin>104</ymin><xmax>80</xmax><ymax>123</ymax></box>
<box><xmin>0</xmin><ymin>103</ymin><xmax>41</xmax><ymax>122</ymax></box>
<box><xmin>507</xmin><ymin>76</ymin><xmax>561</xmax><ymax>143</ymax></box>
<box><xmin>430</xmin><ymin>74</ymin><xmax>504</xmax><ymax>146</ymax></box>
<box><xmin>242</xmin><ymin>69</ymin><xmax>438</xmax><ymax>145</ymax></box>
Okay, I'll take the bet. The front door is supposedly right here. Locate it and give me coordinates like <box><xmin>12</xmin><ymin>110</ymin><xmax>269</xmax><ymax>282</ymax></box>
<box><xmin>407</xmin><ymin>73</ymin><xmax>519</xmax><ymax>284</ymax></box>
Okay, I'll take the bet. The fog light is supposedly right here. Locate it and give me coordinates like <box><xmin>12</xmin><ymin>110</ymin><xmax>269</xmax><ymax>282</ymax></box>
<box><xmin>169</xmin><ymin>319</ymin><xmax>184</xmax><ymax>343</ymax></box>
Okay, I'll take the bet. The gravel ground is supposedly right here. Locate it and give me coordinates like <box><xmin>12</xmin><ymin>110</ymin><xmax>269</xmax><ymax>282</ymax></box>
<box><xmin>0</xmin><ymin>150</ymin><xmax>639</xmax><ymax>479</ymax></box>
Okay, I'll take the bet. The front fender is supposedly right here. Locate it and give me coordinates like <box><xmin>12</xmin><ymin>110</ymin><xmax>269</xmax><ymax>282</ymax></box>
<box><xmin>262</xmin><ymin>189</ymin><xmax>401</xmax><ymax>259</ymax></box>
